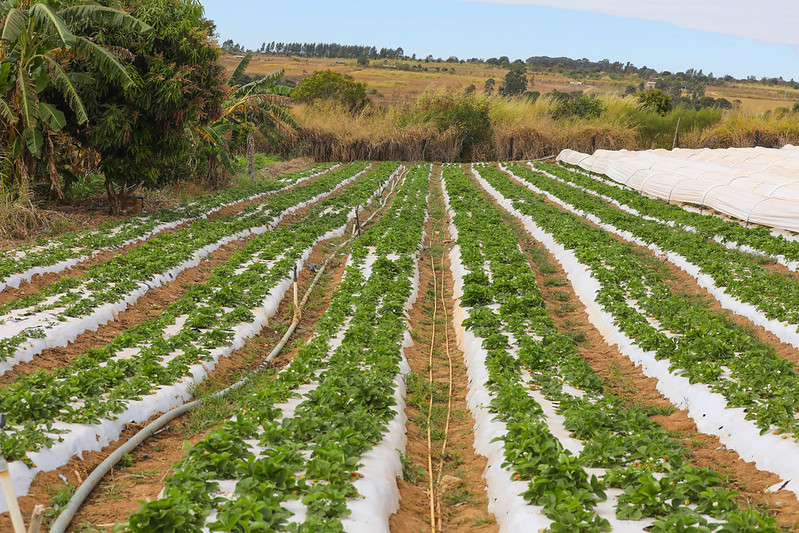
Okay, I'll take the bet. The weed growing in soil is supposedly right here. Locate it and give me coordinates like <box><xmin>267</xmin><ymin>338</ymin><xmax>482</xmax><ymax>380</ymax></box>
<box><xmin>43</xmin><ymin>481</ymin><xmax>76</xmax><ymax>526</ymax></box>
<box><xmin>400</xmin><ymin>452</ymin><xmax>426</xmax><ymax>484</ymax></box>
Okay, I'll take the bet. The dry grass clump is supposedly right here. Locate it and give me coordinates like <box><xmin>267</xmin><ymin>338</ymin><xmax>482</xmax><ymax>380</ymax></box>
<box><xmin>489</xmin><ymin>94</ymin><xmax>554</xmax><ymax>125</ymax></box>
<box><xmin>493</xmin><ymin>123</ymin><xmax>559</xmax><ymax>160</ymax></box>
<box><xmin>698</xmin><ymin>111</ymin><xmax>799</xmax><ymax>148</ymax></box>
<box><xmin>490</xmin><ymin>95</ymin><xmax>556</xmax><ymax>159</ymax></box>
<box><xmin>286</xmin><ymin>89</ymin><xmax>799</xmax><ymax>161</ymax></box>
<box><xmin>490</xmin><ymin>94</ymin><xmax>636</xmax><ymax>159</ymax></box>
<box><xmin>492</xmin><ymin>122</ymin><xmax>635</xmax><ymax>160</ymax></box>
<box><xmin>261</xmin><ymin>156</ymin><xmax>315</xmax><ymax>178</ymax></box>
<box><xmin>292</xmin><ymin>101</ymin><xmax>462</xmax><ymax>161</ymax></box>
<box><xmin>562</xmin><ymin>124</ymin><xmax>637</xmax><ymax>153</ymax></box>
<box><xmin>0</xmin><ymin>199</ymin><xmax>74</xmax><ymax>243</ymax></box>
<box><xmin>296</xmin><ymin>126</ymin><xmax>462</xmax><ymax>162</ymax></box>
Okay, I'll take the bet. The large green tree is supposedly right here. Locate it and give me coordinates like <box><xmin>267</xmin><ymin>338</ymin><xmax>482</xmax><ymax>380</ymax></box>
<box><xmin>637</xmin><ymin>88</ymin><xmax>673</xmax><ymax>116</ymax></box>
<box><xmin>68</xmin><ymin>0</ymin><xmax>226</xmax><ymax>213</ymax></box>
<box><xmin>0</xmin><ymin>0</ymin><xmax>150</xmax><ymax>202</ymax></box>
<box><xmin>500</xmin><ymin>63</ymin><xmax>528</xmax><ymax>97</ymax></box>
<box><xmin>292</xmin><ymin>70</ymin><xmax>368</xmax><ymax>111</ymax></box>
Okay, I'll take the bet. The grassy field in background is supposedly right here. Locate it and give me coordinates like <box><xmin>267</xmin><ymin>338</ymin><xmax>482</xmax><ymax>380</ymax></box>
<box><xmin>222</xmin><ymin>53</ymin><xmax>799</xmax><ymax>113</ymax></box>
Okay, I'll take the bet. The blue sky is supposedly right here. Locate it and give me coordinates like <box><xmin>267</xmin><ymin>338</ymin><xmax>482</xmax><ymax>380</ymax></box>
<box><xmin>200</xmin><ymin>0</ymin><xmax>799</xmax><ymax>80</ymax></box>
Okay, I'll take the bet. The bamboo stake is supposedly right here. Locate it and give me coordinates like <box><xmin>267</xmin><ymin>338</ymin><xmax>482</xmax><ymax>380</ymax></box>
<box><xmin>672</xmin><ymin>116</ymin><xmax>681</xmax><ymax>150</ymax></box>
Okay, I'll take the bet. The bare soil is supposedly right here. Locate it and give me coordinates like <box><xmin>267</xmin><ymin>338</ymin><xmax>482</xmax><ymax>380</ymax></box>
<box><xmin>0</xmin><ymin>183</ymin><xmax>332</xmax><ymax>385</ymax></box>
<box><xmin>506</xmin><ymin>166</ymin><xmax>799</xmax><ymax>372</ymax></box>
<box><xmin>4</xmin><ymin>163</ymin><xmax>799</xmax><ymax>531</ymax></box>
<box><xmin>0</xmin><ymin>238</ymin><xmax>244</xmax><ymax>386</ymax></box>
<box><xmin>0</xmin><ymin>219</ymin><xmax>193</xmax><ymax>307</ymax></box>
<box><xmin>61</xmin><ymin>228</ymin><xmax>350</xmax><ymax>532</ymax></box>
<box><xmin>0</xmin><ymin>160</ymin><xmax>327</xmax><ymax>306</ymax></box>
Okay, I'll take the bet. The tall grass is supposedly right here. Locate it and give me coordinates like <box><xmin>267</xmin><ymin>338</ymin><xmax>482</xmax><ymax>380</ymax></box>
<box><xmin>292</xmin><ymin>100</ymin><xmax>463</xmax><ymax>161</ymax></box>
<box><xmin>286</xmin><ymin>90</ymin><xmax>799</xmax><ymax>161</ymax></box>
<box><xmin>698</xmin><ymin>111</ymin><xmax>799</xmax><ymax>148</ymax></box>
<box><xmin>490</xmin><ymin>94</ymin><xmax>637</xmax><ymax>159</ymax></box>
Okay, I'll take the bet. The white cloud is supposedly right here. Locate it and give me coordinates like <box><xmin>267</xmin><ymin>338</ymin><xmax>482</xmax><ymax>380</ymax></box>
<box><xmin>455</xmin><ymin>0</ymin><xmax>799</xmax><ymax>49</ymax></box>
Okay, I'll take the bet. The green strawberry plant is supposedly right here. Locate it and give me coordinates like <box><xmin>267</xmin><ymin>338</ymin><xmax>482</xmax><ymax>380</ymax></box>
<box><xmin>123</xmin><ymin>165</ymin><xmax>430</xmax><ymax>530</ymax></box>
<box><xmin>447</xmin><ymin>164</ymin><xmax>778</xmax><ymax>531</ymax></box>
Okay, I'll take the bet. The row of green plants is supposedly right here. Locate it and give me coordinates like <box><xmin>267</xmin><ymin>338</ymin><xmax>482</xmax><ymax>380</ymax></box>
<box><xmin>475</xmin><ymin>164</ymin><xmax>799</xmax><ymax>438</ymax></box>
<box><xmin>0</xmin><ymin>163</ymin><xmax>399</xmax><ymax>462</ymax></box>
<box><xmin>0</xmin><ymin>163</ymin><xmax>368</xmax><ymax>367</ymax></box>
<box><xmin>446</xmin><ymin>164</ymin><xmax>778</xmax><ymax>531</ymax></box>
<box><xmin>537</xmin><ymin>162</ymin><xmax>799</xmax><ymax>265</ymax></box>
<box><xmin>125</xmin><ymin>164</ymin><xmax>430</xmax><ymax>532</ymax></box>
<box><xmin>505</xmin><ymin>163</ymin><xmax>799</xmax><ymax>327</ymax></box>
<box><xmin>0</xmin><ymin>163</ymin><xmax>335</xmax><ymax>286</ymax></box>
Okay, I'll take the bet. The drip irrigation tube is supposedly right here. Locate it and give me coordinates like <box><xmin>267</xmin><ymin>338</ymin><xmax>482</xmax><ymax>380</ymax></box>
<box><xmin>257</xmin><ymin>169</ymin><xmax>401</xmax><ymax>368</ymax></box>
<box><xmin>434</xmin><ymin>253</ymin><xmax>454</xmax><ymax>533</ymax></box>
<box><xmin>425</xmin><ymin>247</ymin><xmax>439</xmax><ymax>532</ymax></box>
<box><xmin>48</xmin><ymin>168</ymin><xmax>404</xmax><ymax>533</ymax></box>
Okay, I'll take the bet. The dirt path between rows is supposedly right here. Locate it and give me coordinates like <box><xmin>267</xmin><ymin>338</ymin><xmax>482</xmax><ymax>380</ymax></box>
<box><xmin>511</xmin><ymin>166</ymin><xmax>799</xmax><ymax>370</ymax></box>
<box><xmin>391</xmin><ymin>167</ymin><xmax>497</xmax><ymax>533</ymax></box>
<box><xmin>61</xmin><ymin>232</ymin><xmax>351</xmax><ymax>532</ymax></box>
<box><xmin>0</xmin><ymin>171</ymin><xmax>357</xmax><ymax>384</ymax></box>
<box><xmin>0</xmin><ymin>165</ymin><xmax>331</xmax><ymax>307</ymax></box>
<box><xmin>10</xmin><ymin>163</ymin><xmax>797</xmax><ymax>531</ymax></box>
<box><xmin>541</xmin><ymin>165</ymin><xmax>799</xmax><ymax>283</ymax></box>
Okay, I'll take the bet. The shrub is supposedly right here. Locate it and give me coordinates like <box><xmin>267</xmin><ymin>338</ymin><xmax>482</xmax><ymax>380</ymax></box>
<box><xmin>637</xmin><ymin>88</ymin><xmax>673</xmax><ymax>115</ymax></box>
<box><xmin>426</xmin><ymin>97</ymin><xmax>492</xmax><ymax>160</ymax></box>
<box><xmin>552</xmin><ymin>95</ymin><xmax>604</xmax><ymax>120</ymax></box>
<box><xmin>292</xmin><ymin>71</ymin><xmax>369</xmax><ymax>111</ymax></box>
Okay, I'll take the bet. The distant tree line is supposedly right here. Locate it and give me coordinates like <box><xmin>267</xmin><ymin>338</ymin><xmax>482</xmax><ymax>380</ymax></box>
<box><xmin>221</xmin><ymin>40</ymin><xmax>406</xmax><ymax>60</ymax></box>
<box><xmin>219</xmin><ymin>39</ymin><xmax>799</xmax><ymax>92</ymax></box>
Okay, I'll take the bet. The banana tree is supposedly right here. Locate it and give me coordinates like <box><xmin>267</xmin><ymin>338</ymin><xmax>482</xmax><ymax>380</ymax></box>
<box><xmin>202</xmin><ymin>52</ymin><xmax>298</xmax><ymax>185</ymax></box>
<box><xmin>0</xmin><ymin>0</ymin><xmax>150</xmax><ymax>202</ymax></box>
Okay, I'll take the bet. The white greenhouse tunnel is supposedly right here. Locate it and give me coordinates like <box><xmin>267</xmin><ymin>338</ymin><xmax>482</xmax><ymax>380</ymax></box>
<box><xmin>557</xmin><ymin>146</ymin><xmax>799</xmax><ymax>233</ymax></box>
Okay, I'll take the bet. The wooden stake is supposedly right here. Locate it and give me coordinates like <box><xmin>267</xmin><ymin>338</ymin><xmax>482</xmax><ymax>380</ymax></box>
<box><xmin>0</xmin><ymin>458</ymin><xmax>25</xmax><ymax>533</ymax></box>
<box><xmin>27</xmin><ymin>505</ymin><xmax>45</xmax><ymax>533</ymax></box>
<box><xmin>672</xmin><ymin>116</ymin><xmax>681</xmax><ymax>150</ymax></box>
<box><xmin>247</xmin><ymin>132</ymin><xmax>256</xmax><ymax>185</ymax></box>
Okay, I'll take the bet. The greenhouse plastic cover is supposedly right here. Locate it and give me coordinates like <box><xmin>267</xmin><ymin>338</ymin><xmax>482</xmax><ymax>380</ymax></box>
<box><xmin>556</xmin><ymin>146</ymin><xmax>799</xmax><ymax>233</ymax></box>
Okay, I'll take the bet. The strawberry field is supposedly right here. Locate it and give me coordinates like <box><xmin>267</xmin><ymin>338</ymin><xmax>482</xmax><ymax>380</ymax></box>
<box><xmin>2</xmin><ymin>153</ymin><xmax>799</xmax><ymax>532</ymax></box>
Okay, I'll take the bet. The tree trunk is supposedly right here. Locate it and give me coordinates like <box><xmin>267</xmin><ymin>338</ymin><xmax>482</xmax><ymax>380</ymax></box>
<box><xmin>247</xmin><ymin>132</ymin><xmax>256</xmax><ymax>185</ymax></box>
<box><xmin>206</xmin><ymin>154</ymin><xmax>219</xmax><ymax>188</ymax></box>
<box><xmin>105</xmin><ymin>177</ymin><xmax>127</xmax><ymax>215</ymax></box>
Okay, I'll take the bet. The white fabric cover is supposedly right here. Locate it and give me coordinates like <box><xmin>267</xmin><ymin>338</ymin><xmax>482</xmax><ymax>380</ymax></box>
<box><xmin>556</xmin><ymin>146</ymin><xmax>799</xmax><ymax>232</ymax></box>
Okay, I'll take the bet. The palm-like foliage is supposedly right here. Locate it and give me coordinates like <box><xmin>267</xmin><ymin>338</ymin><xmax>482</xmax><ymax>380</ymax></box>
<box><xmin>227</xmin><ymin>67</ymin><xmax>299</xmax><ymax>145</ymax></box>
<box><xmin>202</xmin><ymin>52</ymin><xmax>298</xmax><ymax>180</ymax></box>
<box><xmin>0</xmin><ymin>0</ymin><xmax>150</xmax><ymax>200</ymax></box>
